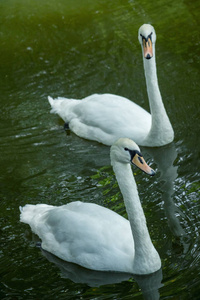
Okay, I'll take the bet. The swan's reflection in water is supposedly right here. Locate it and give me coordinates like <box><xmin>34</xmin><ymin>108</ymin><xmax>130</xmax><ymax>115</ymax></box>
<box><xmin>41</xmin><ymin>248</ymin><xmax>163</xmax><ymax>300</ymax></box>
<box><xmin>143</xmin><ymin>142</ymin><xmax>185</xmax><ymax>239</ymax></box>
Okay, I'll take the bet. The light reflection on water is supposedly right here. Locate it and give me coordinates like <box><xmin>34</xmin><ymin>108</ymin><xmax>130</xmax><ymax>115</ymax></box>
<box><xmin>0</xmin><ymin>0</ymin><xmax>200</xmax><ymax>299</ymax></box>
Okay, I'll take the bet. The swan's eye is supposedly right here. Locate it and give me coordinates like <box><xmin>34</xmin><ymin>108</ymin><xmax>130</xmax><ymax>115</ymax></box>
<box><xmin>124</xmin><ymin>147</ymin><xmax>129</xmax><ymax>151</ymax></box>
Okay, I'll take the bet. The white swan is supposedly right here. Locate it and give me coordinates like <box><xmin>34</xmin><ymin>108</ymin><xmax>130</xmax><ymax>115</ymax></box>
<box><xmin>20</xmin><ymin>138</ymin><xmax>161</xmax><ymax>274</ymax></box>
<box><xmin>48</xmin><ymin>24</ymin><xmax>174</xmax><ymax>147</ymax></box>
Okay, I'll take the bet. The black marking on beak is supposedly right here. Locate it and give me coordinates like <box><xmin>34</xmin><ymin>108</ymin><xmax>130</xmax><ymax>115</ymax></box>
<box><xmin>138</xmin><ymin>156</ymin><xmax>143</xmax><ymax>164</ymax></box>
<box><xmin>124</xmin><ymin>148</ymin><xmax>143</xmax><ymax>164</ymax></box>
<box><xmin>129</xmin><ymin>150</ymin><xmax>143</xmax><ymax>162</ymax></box>
<box><xmin>140</xmin><ymin>32</ymin><xmax>153</xmax><ymax>42</ymax></box>
<box><xmin>146</xmin><ymin>54</ymin><xmax>151</xmax><ymax>60</ymax></box>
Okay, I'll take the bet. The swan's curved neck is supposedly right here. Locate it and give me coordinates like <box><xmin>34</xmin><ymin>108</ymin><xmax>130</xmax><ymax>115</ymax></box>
<box><xmin>142</xmin><ymin>46</ymin><xmax>174</xmax><ymax>146</ymax></box>
<box><xmin>111</xmin><ymin>160</ymin><xmax>157</xmax><ymax>266</ymax></box>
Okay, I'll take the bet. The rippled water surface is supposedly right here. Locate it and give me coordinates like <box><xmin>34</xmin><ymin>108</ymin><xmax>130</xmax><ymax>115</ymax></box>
<box><xmin>0</xmin><ymin>0</ymin><xmax>200</xmax><ymax>299</ymax></box>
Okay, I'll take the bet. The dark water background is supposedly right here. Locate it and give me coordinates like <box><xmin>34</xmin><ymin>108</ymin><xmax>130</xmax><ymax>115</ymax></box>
<box><xmin>0</xmin><ymin>0</ymin><xmax>200</xmax><ymax>299</ymax></box>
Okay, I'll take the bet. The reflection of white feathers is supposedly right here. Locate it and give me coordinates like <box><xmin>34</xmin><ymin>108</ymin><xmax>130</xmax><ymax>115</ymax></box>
<box><xmin>41</xmin><ymin>249</ymin><xmax>163</xmax><ymax>299</ymax></box>
<box><xmin>48</xmin><ymin>24</ymin><xmax>173</xmax><ymax>147</ymax></box>
<box><xmin>20</xmin><ymin>138</ymin><xmax>161</xmax><ymax>275</ymax></box>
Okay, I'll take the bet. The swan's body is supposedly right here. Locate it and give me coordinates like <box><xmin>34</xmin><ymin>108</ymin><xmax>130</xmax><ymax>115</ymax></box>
<box><xmin>20</xmin><ymin>138</ymin><xmax>161</xmax><ymax>274</ymax></box>
<box><xmin>48</xmin><ymin>24</ymin><xmax>174</xmax><ymax>147</ymax></box>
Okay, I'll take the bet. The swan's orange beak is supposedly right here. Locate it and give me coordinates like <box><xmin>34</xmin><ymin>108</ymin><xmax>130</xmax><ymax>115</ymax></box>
<box><xmin>142</xmin><ymin>37</ymin><xmax>153</xmax><ymax>59</ymax></box>
<box><xmin>131</xmin><ymin>154</ymin><xmax>155</xmax><ymax>176</ymax></box>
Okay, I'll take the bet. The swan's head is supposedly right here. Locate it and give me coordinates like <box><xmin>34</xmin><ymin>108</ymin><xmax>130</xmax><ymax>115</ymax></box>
<box><xmin>111</xmin><ymin>138</ymin><xmax>155</xmax><ymax>176</ymax></box>
<box><xmin>138</xmin><ymin>24</ymin><xmax>156</xmax><ymax>60</ymax></box>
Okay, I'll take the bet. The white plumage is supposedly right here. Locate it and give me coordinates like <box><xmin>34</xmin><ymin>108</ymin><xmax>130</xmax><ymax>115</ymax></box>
<box><xmin>48</xmin><ymin>24</ymin><xmax>174</xmax><ymax>147</ymax></box>
<box><xmin>20</xmin><ymin>138</ymin><xmax>161</xmax><ymax>275</ymax></box>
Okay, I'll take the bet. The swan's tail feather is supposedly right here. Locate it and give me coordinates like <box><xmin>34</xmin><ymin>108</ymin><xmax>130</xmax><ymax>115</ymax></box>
<box><xmin>48</xmin><ymin>96</ymin><xmax>60</xmax><ymax>114</ymax></box>
<box><xmin>20</xmin><ymin>204</ymin><xmax>35</xmax><ymax>224</ymax></box>
<box><xmin>48</xmin><ymin>96</ymin><xmax>72</xmax><ymax>117</ymax></box>
<box><xmin>48</xmin><ymin>96</ymin><xmax>54</xmax><ymax>107</ymax></box>
<box><xmin>19</xmin><ymin>204</ymin><xmax>53</xmax><ymax>225</ymax></box>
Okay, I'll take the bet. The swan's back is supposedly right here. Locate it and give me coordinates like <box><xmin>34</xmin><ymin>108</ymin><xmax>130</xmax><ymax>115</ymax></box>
<box><xmin>20</xmin><ymin>201</ymin><xmax>135</xmax><ymax>273</ymax></box>
<box><xmin>48</xmin><ymin>94</ymin><xmax>151</xmax><ymax>146</ymax></box>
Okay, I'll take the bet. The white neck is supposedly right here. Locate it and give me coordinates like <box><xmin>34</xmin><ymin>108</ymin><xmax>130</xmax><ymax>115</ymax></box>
<box><xmin>111</xmin><ymin>159</ymin><xmax>161</xmax><ymax>274</ymax></box>
<box><xmin>142</xmin><ymin>45</ymin><xmax>174</xmax><ymax>146</ymax></box>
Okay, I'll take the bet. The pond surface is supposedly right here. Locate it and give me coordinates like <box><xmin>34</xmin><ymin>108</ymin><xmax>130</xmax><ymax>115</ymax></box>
<box><xmin>0</xmin><ymin>0</ymin><xmax>200</xmax><ymax>299</ymax></box>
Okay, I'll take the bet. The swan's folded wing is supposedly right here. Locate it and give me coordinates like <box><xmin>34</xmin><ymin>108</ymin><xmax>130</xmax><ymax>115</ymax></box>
<box><xmin>33</xmin><ymin>201</ymin><xmax>135</xmax><ymax>272</ymax></box>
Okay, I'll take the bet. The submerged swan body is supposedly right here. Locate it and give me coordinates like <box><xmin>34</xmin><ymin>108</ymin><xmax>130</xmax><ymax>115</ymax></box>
<box><xmin>48</xmin><ymin>24</ymin><xmax>174</xmax><ymax>147</ymax></box>
<box><xmin>20</xmin><ymin>138</ymin><xmax>161</xmax><ymax>275</ymax></box>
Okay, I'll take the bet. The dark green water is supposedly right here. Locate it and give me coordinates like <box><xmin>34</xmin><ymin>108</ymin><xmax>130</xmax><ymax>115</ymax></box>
<box><xmin>0</xmin><ymin>0</ymin><xmax>200</xmax><ymax>299</ymax></box>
